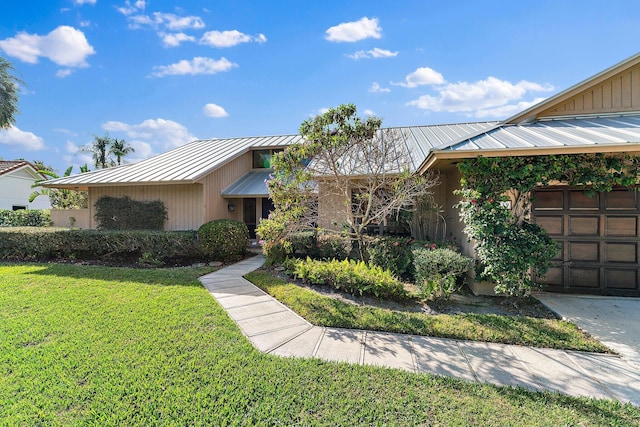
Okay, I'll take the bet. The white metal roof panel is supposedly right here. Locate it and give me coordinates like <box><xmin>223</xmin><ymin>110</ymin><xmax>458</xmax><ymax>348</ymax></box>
<box><xmin>443</xmin><ymin>114</ymin><xmax>640</xmax><ymax>152</ymax></box>
<box><xmin>221</xmin><ymin>170</ymin><xmax>273</xmax><ymax>197</ymax></box>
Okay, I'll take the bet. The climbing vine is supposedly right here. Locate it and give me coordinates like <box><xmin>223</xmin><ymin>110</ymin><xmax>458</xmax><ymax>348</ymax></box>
<box><xmin>456</xmin><ymin>153</ymin><xmax>640</xmax><ymax>295</ymax></box>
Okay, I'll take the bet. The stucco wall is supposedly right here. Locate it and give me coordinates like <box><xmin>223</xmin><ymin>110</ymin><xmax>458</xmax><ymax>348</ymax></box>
<box><xmin>50</xmin><ymin>209</ymin><xmax>91</xmax><ymax>228</ymax></box>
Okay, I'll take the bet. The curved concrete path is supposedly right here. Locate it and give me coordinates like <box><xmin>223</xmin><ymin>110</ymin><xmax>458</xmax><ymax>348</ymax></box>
<box><xmin>199</xmin><ymin>255</ymin><xmax>640</xmax><ymax>405</ymax></box>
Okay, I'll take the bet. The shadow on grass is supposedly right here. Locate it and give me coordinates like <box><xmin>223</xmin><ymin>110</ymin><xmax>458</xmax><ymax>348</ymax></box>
<box><xmin>9</xmin><ymin>262</ymin><xmax>213</xmax><ymax>288</ymax></box>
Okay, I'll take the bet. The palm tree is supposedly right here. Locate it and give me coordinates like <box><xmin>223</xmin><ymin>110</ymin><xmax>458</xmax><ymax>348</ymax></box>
<box><xmin>0</xmin><ymin>56</ymin><xmax>21</xmax><ymax>129</ymax></box>
<box><xmin>30</xmin><ymin>165</ymin><xmax>90</xmax><ymax>209</ymax></box>
<box><xmin>83</xmin><ymin>134</ymin><xmax>115</xmax><ymax>169</ymax></box>
<box><xmin>109</xmin><ymin>138</ymin><xmax>135</xmax><ymax>165</ymax></box>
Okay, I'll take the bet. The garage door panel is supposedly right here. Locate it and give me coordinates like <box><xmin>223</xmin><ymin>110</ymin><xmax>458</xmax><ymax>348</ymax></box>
<box><xmin>537</xmin><ymin>267</ymin><xmax>563</xmax><ymax>286</ymax></box>
<box><xmin>533</xmin><ymin>190</ymin><xmax>564</xmax><ymax>210</ymax></box>
<box><xmin>536</xmin><ymin>216</ymin><xmax>563</xmax><ymax>235</ymax></box>
<box><xmin>606</xmin><ymin>216</ymin><xmax>638</xmax><ymax>237</ymax></box>
<box><xmin>569</xmin><ymin>191</ymin><xmax>599</xmax><ymax>210</ymax></box>
<box><xmin>569</xmin><ymin>216</ymin><xmax>599</xmax><ymax>235</ymax></box>
<box><xmin>605</xmin><ymin>242</ymin><xmax>637</xmax><ymax>263</ymax></box>
<box><xmin>605</xmin><ymin>269</ymin><xmax>637</xmax><ymax>289</ymax></box>
<box><xmin>533</xmin><ymin>187</ymin><xmax>640</xmax><ymax>295</ymax></box>
<box><xmin>569</xmin><ymin>242</ymin><xmax>599</xmax><ymax>261</ymax></box>
<box><xmin>605</xmin><ymin>190</ymin><xmax>637</xmax><ymax>210</ymax></box>
<box><xmin>569</xmin><ymin>268</ymin><xmax>600</xmax><ymax>288</ymax></box>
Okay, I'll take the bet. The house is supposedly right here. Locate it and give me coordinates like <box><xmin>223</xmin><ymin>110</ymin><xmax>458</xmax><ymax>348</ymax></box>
<box><xmin>45</xmin><ymin>52</ymin><xmax>640</xmax><ymax>295</ymax></box>
<box><xmin>0</xmin><ymin>160</ymin><xmax>51</xmax><ymax>210</ymax></box>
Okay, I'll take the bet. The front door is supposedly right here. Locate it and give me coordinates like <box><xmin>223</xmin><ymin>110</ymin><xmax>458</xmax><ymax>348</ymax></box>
<box><xmin>244</xmin><ymin>198</ymin><xmax>257</xmax><ymax>239</ymax></box>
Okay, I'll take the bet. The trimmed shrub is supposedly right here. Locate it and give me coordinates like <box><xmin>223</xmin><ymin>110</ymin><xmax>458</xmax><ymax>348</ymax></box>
<box><xmin>412</xmin><ymin>247</ymin><xmax>473</xmax><ymax>299</ymax></box>
<box><xmin>0</xmin><ymin>209</ymin><xmax>51</xmax><ymax>227</ymax></box>
<box><xmin>366</xmin><ymin>236</ymin><xmax>414</xmax><ymax>279</ymax></box>
<box><xmin>289</xmin><ymin>231</ymin><xmax>352</xmax><ymax>260</ymax></box>
<box><xmin>0</xmin><ymin>228</ymin><xmax>202</xmax><ymax>264</ymax></box>
<box><xmin>198</xmin><ymin>219</ymin><xmax>249</xmax><ymax>261</ymax></box>
<box><xmin>94</xmin><ymin>196</ymin><xmax>167</xmax><ymax>230</ymax></box>
<box><xmin>286</xmin><ymin>257</ymin><xmax>407</xmax><ymax>301</ymax></box>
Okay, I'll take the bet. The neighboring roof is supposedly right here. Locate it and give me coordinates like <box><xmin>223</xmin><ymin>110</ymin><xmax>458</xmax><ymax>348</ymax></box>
<box><xmin>43</xmin><ymin>122</ymin><xmax>498</xmax><ymax>188</ymax></box>
<box><xmin>222</xmin><ymin>170</ymin><xmax>273</xmax><ymax>197</ymax></box>
<box><xmin>0</xmin><ymin>160</ymin><xmax>42</xmax><ymax>179</ymax></box>
<box><xmin>505</xmin><ymin>52</ymin><xmax>640</xmax><ymax>124</ymax></box>
<box><xmin>419</xmin><ymin>113</ymin><xmax>640</xmax><ymax>172</ymax></box>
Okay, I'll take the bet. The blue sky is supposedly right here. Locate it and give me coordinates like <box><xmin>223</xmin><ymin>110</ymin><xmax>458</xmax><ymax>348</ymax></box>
<box><xmin>1</xmin><ymin>0</ymin><xmax>639</xmax><ymax>174</ymax></box>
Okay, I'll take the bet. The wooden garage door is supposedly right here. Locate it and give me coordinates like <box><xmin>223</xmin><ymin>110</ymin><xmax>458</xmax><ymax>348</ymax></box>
<box><xmin>533</xmin><ymin>187</ymin><xmax>640</xmax><ymax>295</ymax></box>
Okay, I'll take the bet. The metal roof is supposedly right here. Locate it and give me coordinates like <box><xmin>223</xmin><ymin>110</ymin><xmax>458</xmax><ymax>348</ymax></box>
<box><xmin>441</xmin><ymin>114</ymin><xmax>640</xmax><ymax>152</ymax></box>
<box><xmin>44</xmin><ymin>122</ymin><xmax>498</xmax><ymax>187</ymax></box>
<box><xmin>221</xmin><ymin>170</ymin><xmax>273</xmax><ymax>197</ymax></box>
<box><xmin>44</xmin><ymin>134</ymin><xmax>303</xmax><ymax>187</ymax></box>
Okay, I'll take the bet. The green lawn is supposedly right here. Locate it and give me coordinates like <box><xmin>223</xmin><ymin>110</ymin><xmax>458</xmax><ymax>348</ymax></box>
<box><xmin>245</xmin><ymin>270</ymin><xmax>609</xmax><ymax>353</ymax></box>
<box><xmin>1</xmin><ymin>263</ymin><xmax>637</xmax><ymax>426</ymax></box>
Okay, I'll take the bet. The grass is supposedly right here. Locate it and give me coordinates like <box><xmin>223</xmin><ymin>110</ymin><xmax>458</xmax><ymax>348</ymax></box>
<box><xmin>245</xmin><ymin>270</ymin><xmax>610</xmax><ymax>353</ymax></box>
<box><xmin>1</xmin><ymin>263</ymin><xmax>637</xmax><ymax>425</ymax></box>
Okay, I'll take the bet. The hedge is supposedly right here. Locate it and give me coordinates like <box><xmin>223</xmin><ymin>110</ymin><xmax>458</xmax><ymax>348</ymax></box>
<box><xmin>0</xmin><ymin>209</ymin><xmax>51</xmax><ymax>227</ymax></box>
<box><xmin>0</xmin><ymin>228</ymin><xmax>202</xmax><ymax>265</ymax></box>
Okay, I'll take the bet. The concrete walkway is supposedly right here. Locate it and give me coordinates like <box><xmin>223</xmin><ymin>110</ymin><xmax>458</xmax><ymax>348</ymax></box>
<box><xmin>199</xmin><ymin>256</ymin><xmax>640</xmax><ymax>405</ymax></box>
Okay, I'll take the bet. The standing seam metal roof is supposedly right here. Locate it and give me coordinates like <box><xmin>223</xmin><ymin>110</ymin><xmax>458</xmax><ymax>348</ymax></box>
<box><xmin>44</xmin><ymin>122</ymin><xmax>499</xmax><ymax>186</ymax></box>
<box><xmin>441</xmin><ymin>114</ymin><xmax>640</xmax><ymax>152</ymax></box>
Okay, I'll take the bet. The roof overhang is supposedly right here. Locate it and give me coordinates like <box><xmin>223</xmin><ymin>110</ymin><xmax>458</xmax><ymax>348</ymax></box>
<box><xmin>221</xmin><ymin>170</ymin><xmax>272</xmax><ymax>198</ymax></box>
<box><xmin>419</xmin><ymin>143</ymin><xmax>640</xmax><ymax>174</ymax></box>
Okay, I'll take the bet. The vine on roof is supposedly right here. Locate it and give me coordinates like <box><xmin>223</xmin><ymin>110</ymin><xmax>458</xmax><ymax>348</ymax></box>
<box><xmin>455</xmin><ymin>153</ymin><xmax>640</xmax><ymax>295</ymax></box>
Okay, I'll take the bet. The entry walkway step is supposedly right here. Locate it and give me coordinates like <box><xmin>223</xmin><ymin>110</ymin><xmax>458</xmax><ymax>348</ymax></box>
<box><xmin>200</xmin><ymin>255</ymin><xmax>640</xmax><ymax>406</ymax></box>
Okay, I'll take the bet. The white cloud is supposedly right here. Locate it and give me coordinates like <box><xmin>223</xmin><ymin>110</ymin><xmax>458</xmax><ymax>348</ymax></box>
<box><xmin>56</xmin><ymin>68</ymin><xmax>74</xmax><ymax>78</ymax></box>
<box><xmin>200</xmin><ymin>30</ymin><xmax>267</xmax><ymax>48</ymax></box>
<box><xmin>394</xmin><ymin>67</ymin><xmax>445</xmax><ymax>88</ymax></box>
<box><xmin>127</xmin><ymin>11</ymin><xmax>204</xmax><ymax>30</ymax></box>
<box><xmin>363</xmin><ymin>109</ymin><xmax>376</xmax><ymax>116</ymax></box>
<box><xmin>369</xmin><ymin>82</ymin><xmax>390</xmax><ymax>93</ymax></box>
<box><xmin>407</xmin><ymin>77</ymin><xmax>554</xmax><ymax>117</ymax></box>
<box><xmin>74</xmin><ymin>0</ymin><xmax>96</xmax><ymax>5</ymax></box>
<box><xmin>203</xmin><ymin>103</ymin><xmax>229</xmax><ymax>118</ymax></box>
<box><xmin>347</xmin><ymin>47</ymin><xmax>397</xmax><ymax>60</ymax></box>
<box><xmin>325</xmin><ymin>17</ymin><xmax>381</xmax><ymax>42</ymax></box>
<box><xmin>0</xmin><ymin>26</ymin><xmax>95</xmax><ymax>67</ymax></box>
<box><xmin>102</xmin><ymin>118</ymin><xmax>197</xmax><ymax>152</ymax></box>
<box><xmin>160</xmin><ymin>32</ymin><xmax>195</xmax><ymax>47</ymax></box>
<box><xmin>0</xmin><ymin>126</ymin><xmax>45</xmax><ymax>151</ymax></box>
<box><xmin>474</xmin><ymin>97</ymin><xmax>547</xmax><ymax>119</ymax></box>
<box><xmin>150</xmin><ymin>56</ymin><xmax>237</xmax><ymax>77</ymax></box>
<box><xmin>79</xmin><ymin>20</ymin><xmax>91</xmax><ymax>27</ymax></box>
<box><xmin>117</xmin><ymin>0</ymin><xmax>146</xmax><ymax>16</ymax></box>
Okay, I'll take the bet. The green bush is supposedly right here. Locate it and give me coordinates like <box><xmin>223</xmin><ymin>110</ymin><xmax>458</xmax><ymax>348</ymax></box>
<box><xmin>0</xmin><ymin>228</ymin><xmax>202</xmax><ymax>264</ymax></box>
<box><xmin>0</xmin><ymin>209</ymin><xmax>51</xmax><ymax>227</ymax></box>
<box><xmin>366</xmin><ymin>236</ymin><xmax>414</xmax><ymax>279</ymax></box>
<box><xmin>94</xmin><ymin>196</ymin><xmax>167</xmax><ymax>230</ymax></box>
<box><xmin>412</xmin><ymin>247</ymin><xmax>473</xmax><ymax>299</ymax></box>
<box><xmin>198</xmin><ymin>219</ymin><xmax>249</xmax><ymax>261</ymax></box>
<box><xmin>288</xmin><ymin>231</ymin><xmax>352</xmax><ymax>260</ymax></box>
<box><xmin>286</xmin><ymin>257</ymin><xmax>407</xmax><ymax>301</ymax></box>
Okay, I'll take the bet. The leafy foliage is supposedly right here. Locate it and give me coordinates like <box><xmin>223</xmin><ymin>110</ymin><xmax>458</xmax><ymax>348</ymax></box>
<box><xmin>286</xmin><ymin>257</ymin><xmax>407</xmax><ymax>300</ymax></box>
<box><xmin>366</xmin><ymin>236</ymin><xmax>415</xmax><ymax>279</ymax></box>
<box><xmin>30</xmin><ymin>165</ymin><xmax>89</xmax><ymax>209</ymax></box>
<box><xmin>0</xmin><ymin>228</ymin><xmax>202</xmax><ymax>264</ymax></box>
<box><xmin>258</xmin><ymin>103</ymin><xmax>438</xmax><ymax>261</ymax></box>
<box><xmin>456</xmin><ymin>154</ymin><xmax>640</xmax><ymax>295</ymax></box>
<box><xmin>94</xmin><ymin>196</ymin><xmax>167</xmax><ymax>230</ymax></box>
<box><xmin>0</xmin><ymin>56</ymin><xmax>21</xmax><ymax>129</ymax></box>
<box><xmin>197</xmin><ymin>219</ymin><xmax>249</xmax><ymax>261</ymax></box>
<box><xmin>0</xmin><ymin>209</ymin><xmax>51</xmax><ymax>227</ymax></box>
<box><xmin>412</xmin><ymin>247</ymin><xmax>474</xmax><ymax>299</ymax></box>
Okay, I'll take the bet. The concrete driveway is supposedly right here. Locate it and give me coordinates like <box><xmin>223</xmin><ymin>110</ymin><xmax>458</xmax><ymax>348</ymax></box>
<box><xmin>535</xmin><ymin>293</ymin><xmax>640</xmax><ymax>369</ymax></box>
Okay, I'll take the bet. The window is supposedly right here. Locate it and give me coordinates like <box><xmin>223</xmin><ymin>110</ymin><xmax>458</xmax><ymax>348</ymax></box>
<box><xmin>252</xmin><ymin>149</ymin><xmax>283</xmax><ymax>169</ymax></box>
<box><xmin>12</xmin><ymin>205</ymin><xmax>26</xmax><ymax>211</ymax></box>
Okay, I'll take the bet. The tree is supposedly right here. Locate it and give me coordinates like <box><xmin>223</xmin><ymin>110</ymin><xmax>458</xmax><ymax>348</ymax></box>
<box><xmin>0</xmin><ymin>56</ymin><xmax>21</xmax><ymax>129</ymax></box>
<box><xmin>258</xmin><ymin>104</ymin><xmax>438</xmax><ymax>259</ymax></box>
<box><xmin>30</xmin><ymin>164</ymin><xmax>89</xmax><ymax>209</ymax></box>
<box><xmin>109</xmin><ymin>138</ymin><xmax>135</xmax><ymax>166</ymax></box>
<box><xmin>83</xmin><ymin>134</ymin><xmax>115</xmax><ymax>169</ymax></box>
